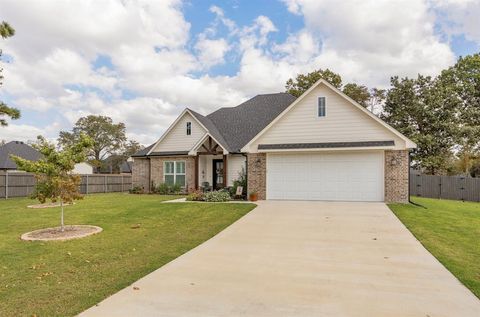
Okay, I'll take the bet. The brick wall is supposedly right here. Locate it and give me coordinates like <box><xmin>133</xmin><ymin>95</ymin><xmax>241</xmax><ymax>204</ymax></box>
<box><xmin>132</xmin><ymin>158</ymin><xmax>150</xmax><ymax>192</ymax></box>
<box><xmin>247</xmin><ymin>153</ymin><xmax>266</xmax><ymax>200</ymax></box>
<box><xmin>150</xmin><ymin>156</ymin><xmax>196</xmax><ymax>193</ymax></box>
<box><xmin>385</xmin><ymin>150</ymin><xmax>409</xmax><ymax>203</ymax></box>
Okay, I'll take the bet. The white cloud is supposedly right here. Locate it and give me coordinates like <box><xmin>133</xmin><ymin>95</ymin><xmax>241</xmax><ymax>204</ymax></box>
<box><xmin>0</xmin><ymin>0</ymin><xmax>471</xmax><ymax>145</ymax></box>
<box><xmin>432</xmin><ymin>0</ymin><xmax>480</xmax><ymax>45</ymax></box>
<box><xmin>279</xmin><ymin>0</ymin><xmax>456</xmax><ymax>86</ymax></box>
<box><xmin>195</xmin><ymin>36</ymin><xmax>230</xmax><ymax>69</ymax></box>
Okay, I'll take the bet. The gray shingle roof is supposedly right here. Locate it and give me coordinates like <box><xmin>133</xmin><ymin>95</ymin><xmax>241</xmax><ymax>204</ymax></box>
<box><xmin>207</xmin><ymin>93</ymin><xmax>296</xmax><ymax>152</ymax></box>
<box><xmin>0</xmin><ymin>141</ymin><xmax>42</xmax><ymax>169</ymax></box>
<box><xmin>188</xmin><ymin>108</ymin><xmax>232</xmax><ymax>152</ymax></box>
<box><xmin>131</xmin><ymin>143</ymin><xmax>154</xmax><ymax>157</ymax></box>
<box><xmin>132</xmin><ymin>92</ymin><xmax>296</xmax><ymax>157</ymax></box>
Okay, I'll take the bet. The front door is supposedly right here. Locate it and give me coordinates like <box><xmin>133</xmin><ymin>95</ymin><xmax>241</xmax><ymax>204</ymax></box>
<box><xmin>212</xmin><ymin>159</ymin><xmax>224</xmax><ymax>189</ymax></box>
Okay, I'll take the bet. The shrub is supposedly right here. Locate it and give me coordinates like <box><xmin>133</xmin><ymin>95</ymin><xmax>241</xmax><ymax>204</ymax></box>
<box><xmin>156</xmin><ymin>183</ymin><xmax>170</xmax><ymax>194</ymax></box>
<box><xmin>204</xmin><ymin>190</ymin><xmax>231</xmax><ymax>202</ymax></box>
<box><xmin>129</xmin><ymin>186</ymin><xmax>144</xmax><ymax>194</ymax></box>
<box><xmin>154</xmin><ymin>183</ymin><xmax>183</xmax><ymax>195</ymax></box>
<box><xmin>187</xmin><ymin>189</ymin><xmax>204</xmax><ymax>201</ymax></box>
<box><xmin>171</xmin><ymin>183</ymin><xmax>182</xmax><ymax>194</ymax></box>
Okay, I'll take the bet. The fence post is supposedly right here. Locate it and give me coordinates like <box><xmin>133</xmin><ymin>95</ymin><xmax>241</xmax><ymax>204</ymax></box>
<box><xmin>86</xmin><ymin>174</ymin><xmax>89</xmax><ymax>195</ymax></box>
<box><xmin>121</xmin><ymin>175</ymin><xmax>124</xmax><ymax>192</ymax></box>
<box><xmin>5</xmin><ymin>171</ymin><xmax>8</xmax><ymax>199</ymax></box>
<box><xmin>460</xmin><ymin>176</ymin><xmax>465</xmax><ymax>201</ymax></box>
<box><xmin>439</xmin><ymin>176</ymin><xmax>442</xmax><ymax>199</ymax></box>
<box><xmin>104</xmin><ymin>175</ymin><xmax>107</xmax><ymax>193</ymax></box>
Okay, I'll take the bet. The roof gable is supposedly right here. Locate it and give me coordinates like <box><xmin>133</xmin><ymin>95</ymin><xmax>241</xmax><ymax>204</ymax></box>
<box><xmin>147</xmin><ymin>109</ymin><xmax>208</xmax><ymax>155</ymax></box>
<box><xmin>242</xmin><ymin>79</ymin><xmax>416</xmax><ymax>152</ymax></box>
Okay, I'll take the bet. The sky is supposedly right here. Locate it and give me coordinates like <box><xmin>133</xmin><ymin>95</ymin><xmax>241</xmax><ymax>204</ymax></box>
<box><xmin>0</xmin><ymin>0</ymin><xmax>479</xmax><ymax>145</ymax></box>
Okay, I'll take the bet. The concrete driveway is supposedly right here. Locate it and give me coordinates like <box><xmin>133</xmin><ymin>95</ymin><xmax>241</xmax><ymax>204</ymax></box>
<box><xmin>80</xmin><ymin>201</ymin><xmax>480</xmax><ymax>317</ymax></box>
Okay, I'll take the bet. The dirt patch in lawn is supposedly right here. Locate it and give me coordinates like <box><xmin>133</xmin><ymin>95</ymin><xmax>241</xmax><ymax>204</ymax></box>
<box><xmin>21</xmin><ymin>225</ymin><xmax>102</xmax><ymax>241</ymax></box>
<box><xmin>27</xmin><ymin>202</ymin><xmax>75</xmax><ymax>209</ymax></box>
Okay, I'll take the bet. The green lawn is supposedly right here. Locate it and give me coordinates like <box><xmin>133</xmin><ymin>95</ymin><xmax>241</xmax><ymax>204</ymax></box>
<box><xmin>0</xmin><ymin>193</ymin><xmax>255</xmax><ymax>317</ymax></box>
<box><xmin>389</xmin><ymin>196</ymin><xmax>480</xmax><ymax>298</ymax></box>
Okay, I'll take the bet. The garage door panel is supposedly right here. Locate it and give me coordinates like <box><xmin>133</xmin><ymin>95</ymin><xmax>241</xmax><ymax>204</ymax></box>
<box><xmin>266</xmin><ymin>151</ymin><xmax>384</xmax><ymax>201</ymax></box>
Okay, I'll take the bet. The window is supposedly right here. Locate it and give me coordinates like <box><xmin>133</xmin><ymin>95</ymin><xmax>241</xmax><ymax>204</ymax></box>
<box><xmin>186</xmin><ymin>122</ymin><xmax>191</xmax><ymax>135</ymax></box>
<box><xmin>318</xmin><ymin>97</ymin><xmax>326</xmax><ymax>117</ymax></box>
<box><xmin>164</xmin><ymin>161</ymin><xmax>186</xmax><ymax>186</ymax></box>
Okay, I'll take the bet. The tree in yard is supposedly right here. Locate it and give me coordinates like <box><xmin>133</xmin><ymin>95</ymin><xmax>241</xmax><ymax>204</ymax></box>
<box><xmin>11</xmin><ymin>135</ymin><xmax>93</xmax><ymax>231</ymax></box>
<box><xmin>382</xmin><ymin>75</ymin><xmax>458</xmax><ymax>174</ymax></box>
<box><xmin>122</xmin><ymin>140</ymin><xmax>143</xmax><ymax>157</ymax></box>
<box><xmin>0</xmin><ymin>21</ymin><xmax>20</xmax><ymax>126</ymax></box>
<box><xmin>342</xmin><ymin>83</ymin><xmax>371</xmax><ymax>108</ymax></box>
<box><xmin>368</xmin><ymin>87</ymin><xmax>386</xmax><ymax>114</ymax></box>
<box><xmin>285</xmin><ymin>68</ymin><xmax>384</xmax><ymax>111</ymax></box>
<box><xmin>438</xmin><ymin>53</ymin><xmax>480</xmax><ymax>175</ymax></box>
<box><xmin>58</xmin><ymin>115</ymin><xmax>127</xmax><ymax>172</ymax></box>
<box><xmin>285</xmin><ymin>68</ymin><xmax>342</xmax><ymax>97</ymax></box>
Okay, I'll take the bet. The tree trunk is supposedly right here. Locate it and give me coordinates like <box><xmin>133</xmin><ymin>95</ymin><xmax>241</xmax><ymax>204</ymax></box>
<box><xmin>60</xmin><ymin>199</ymin><xmax>65</xmax><ymax>232</ymax></box>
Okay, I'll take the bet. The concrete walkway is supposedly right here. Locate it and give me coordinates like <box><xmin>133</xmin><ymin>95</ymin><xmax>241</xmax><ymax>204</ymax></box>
<box><xmin>80</xmin><ymin>201</ymin><xmax>480</xmax><ymax>317</ymax></box>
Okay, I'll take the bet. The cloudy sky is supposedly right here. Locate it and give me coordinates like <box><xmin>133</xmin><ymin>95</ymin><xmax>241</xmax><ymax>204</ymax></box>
<box><xmin>0</xmin><ymin>0</ymin><xmax>479</xmax><ymax>145</ymax></box>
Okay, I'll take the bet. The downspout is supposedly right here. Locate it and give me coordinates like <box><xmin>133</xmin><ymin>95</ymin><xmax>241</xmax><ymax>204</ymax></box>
<box><xmin>148</xmin><ymin>156</ymin><xmax>152</xmax><ymax>193</ymax></box>
<box><xmin>408</xmin><ymin>150</ymin><xmax>412</xmax><ymax>204</ymax></box>
<box><xmin>241</xmin><ymin>153</ymin><xmax>248</xmax><ymax>196</ymax></box>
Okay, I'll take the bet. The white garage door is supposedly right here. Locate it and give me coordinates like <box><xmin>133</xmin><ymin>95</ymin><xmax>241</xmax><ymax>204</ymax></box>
<box><xmin>266</xmin><ymin>151</ymin><xmax>384</xmax><ymax>201</ymax></box>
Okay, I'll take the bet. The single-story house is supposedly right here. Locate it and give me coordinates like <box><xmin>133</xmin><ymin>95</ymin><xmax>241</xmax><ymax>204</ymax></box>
<box><xmin>0</xmin><ymin>140</ymin><xmax>94</xmax><ymax>174</ymax></box>
<box><xmin>0</xmin><ymin>141</ymin><xmax>43</xmax><ymax>171</ymax></box>
<box><xmin>99</xmin><ymin>155</ymin><xmax>133</xmax><ymax>174</ymax></box>
<box><xmin>131</xmin><ymin>79</ymin><xmax>416</xmax><ymax>202</ymax></box>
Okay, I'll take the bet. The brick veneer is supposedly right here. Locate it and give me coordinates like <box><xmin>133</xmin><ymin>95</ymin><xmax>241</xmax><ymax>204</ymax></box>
<box><xmin>384</xmin><ymin>150</ymin><xmax>409</xmax><ymax>203</ymax></box>
<box><xmin>132</xmin><ymin>156</ymin><xmax>196</xmax><ymax>193</ymax></box>
<box><xmin>247</xmin><ymin>153</ymin><xmax>267</xmax><ymax>200</ymax></box>
<box><xmin>132</xmin><ymin>158</ymin><xmax>150</xmax><ymax>192</ymax></box>
<box><xmin>151</xmin><ymin>156</ymin><xmax>196</xmax><ymax>193</ymax></box>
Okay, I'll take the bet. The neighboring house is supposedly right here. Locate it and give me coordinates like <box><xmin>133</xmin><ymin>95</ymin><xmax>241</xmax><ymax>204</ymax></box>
<box><xmin>99</xmin><ymin>155</ymin><xmax>132</xmax><ymax>174</ymax></box>
<box><xmin>73</xmin><ymin>162</ymin><xmax>94</xmax><ymax>174</ymax></box>
<box><xmin>0</xmin><ymin>140</ymin><xmax>93</xmax><ymax>174</ymax></box>
<box><xmin>0</xmin><ymin>141</ymin><xmax>42</xmax><ymax>171</ymax></box>
<box><xmin>132</xmin><ymin>79</ymin><xmax>416</xmax><ymax>202</ymax></box>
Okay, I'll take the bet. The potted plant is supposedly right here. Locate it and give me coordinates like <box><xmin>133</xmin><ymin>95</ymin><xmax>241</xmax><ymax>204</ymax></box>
<box><xmin>249</xmin><ymin>189</ymin><xmax>258</xmax><ymax>202</ymax></box>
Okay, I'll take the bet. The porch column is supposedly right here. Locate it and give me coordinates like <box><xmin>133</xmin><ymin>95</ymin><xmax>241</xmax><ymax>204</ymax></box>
<box><xmin>194</xmin><ymin>155</ymin><xmax>199</xmax><ymax>190</ymax></box>
<box><xmin>223</xmin><ymin>154</ymin><xmax>227</xmax><ymax>187</ymax></box>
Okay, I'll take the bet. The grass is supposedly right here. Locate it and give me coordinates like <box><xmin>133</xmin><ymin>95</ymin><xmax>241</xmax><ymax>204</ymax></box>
<box><xmin>389</xmin><ymin>196</ymin><xmax>480</xmax><ymax>298</ymax></box>
<box><xmin>0</xmin><ymin>193</ymin><xmax>255</xmax><ymax>316</ymax></box>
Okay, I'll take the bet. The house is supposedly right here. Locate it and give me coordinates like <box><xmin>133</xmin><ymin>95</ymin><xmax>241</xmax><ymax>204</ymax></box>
<box><xmin>131</xmin><ymin>79</ymin><xmax>416</xmax><ymax>202</ymax></box>
<box><xmin>0</xmin><ymin>141</ymin><xmax>42</xmax><ymax>171</ymax></box>
<box><xmin>0</xmin><ymin>140</ymin><xmax>94</xmax><ymax>174</ymax></box>
<box><xmin>73</xmin><ymin>162</ymin><xmax>94</xmax><ymax>174</ymax></box>
<box><xmin>99</xmin><ymin>155</ymin><xmax>132</xmax><ymax>174</ymax></box>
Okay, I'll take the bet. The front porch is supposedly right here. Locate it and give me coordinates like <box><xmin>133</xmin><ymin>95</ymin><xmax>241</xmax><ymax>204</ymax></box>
<box><xmin>192</xmin><ymin>135</ymin><xmax>229</xmax><ymax>191</ymax></box>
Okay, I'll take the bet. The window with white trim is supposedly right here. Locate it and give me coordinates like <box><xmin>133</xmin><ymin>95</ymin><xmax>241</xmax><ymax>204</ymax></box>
<box><xmin>318</xmin><ymin>97</ymin><xmax>326</xmax><ymax>117</ymax></box>
<box><xmin>164</xmin><ymin>161</ymin><xmax>186</xmax><ymax>186</ymax></box>
<box><xmin>186</xmin><ymin>122</ymin><xmax>192</xmax><ymax>135</ymax></box>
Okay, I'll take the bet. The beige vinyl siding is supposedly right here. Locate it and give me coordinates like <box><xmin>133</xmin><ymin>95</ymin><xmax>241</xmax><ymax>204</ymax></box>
<box><xmin>152</xmin><ymin>113</ymin><xmax>206</xmax><ymax>152</ymax></box>
<box><xmin>227</xmin><ymin>155</ymin><xmax>246</xmax><ymax>186</ymax></box>
<box><xmin>250</xmin><ymin>84</ymin><xmax>405</xmax><ymax>152</ymax></box>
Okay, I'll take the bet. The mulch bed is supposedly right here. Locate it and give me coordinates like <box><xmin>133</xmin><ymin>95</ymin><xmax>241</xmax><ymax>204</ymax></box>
<box><xmin>21</xmin><ymin>225</ymin><xmax>102</xmax><ymax>241</ymax></box>
<box><xmin>27</xmin><ymin>202</ymin><xmax>75</xmax><ymax>209</ymax></box>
